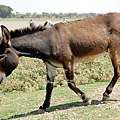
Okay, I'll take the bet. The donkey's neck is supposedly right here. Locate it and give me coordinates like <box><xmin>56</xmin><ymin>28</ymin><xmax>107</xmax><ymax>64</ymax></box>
<box><xmin>10</xmin><ymin>30</ymin><xmax>54</xmax><ymax>58</ymax></box>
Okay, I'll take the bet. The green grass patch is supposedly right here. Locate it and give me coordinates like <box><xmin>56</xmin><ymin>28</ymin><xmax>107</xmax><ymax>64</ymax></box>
<box><xmin>0</xmin><ymin>82</ymin><xmax>120</xmax><ymax>120</ymax></box>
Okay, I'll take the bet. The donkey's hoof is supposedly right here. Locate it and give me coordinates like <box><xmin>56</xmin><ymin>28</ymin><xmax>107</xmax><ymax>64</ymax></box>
<box><xmin>38</xmin><ymin>109</ymin><xmax>46</xmax><ymax>114</ymax></box>
<box><xmin>84</xmin><ymin>98</ymin><xmax>91</xmax><ymax>106</ymax></box>
<box><xmin>102</xmin><ymin>95</ymin><xmax>110</xmax><ymax>101</ymax></box>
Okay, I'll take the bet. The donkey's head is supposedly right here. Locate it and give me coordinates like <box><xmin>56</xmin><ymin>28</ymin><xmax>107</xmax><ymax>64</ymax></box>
<box><xmin>0</xmin><ymin>25</ymin><xmax>19</xmax><ymax>84</ymax></box>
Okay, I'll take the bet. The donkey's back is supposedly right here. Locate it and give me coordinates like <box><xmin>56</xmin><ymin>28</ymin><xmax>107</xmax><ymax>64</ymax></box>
<box><xmin>51</xmin><ymin>13</ymin><xmax>120</xmax><ymax>63</ymax></box>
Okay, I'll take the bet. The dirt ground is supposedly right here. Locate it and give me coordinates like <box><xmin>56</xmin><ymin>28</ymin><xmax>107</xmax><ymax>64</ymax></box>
<box><xmin>91</xmin><ymin>82</ymin><xmax>120</xmax><ymax>120</ymax></box>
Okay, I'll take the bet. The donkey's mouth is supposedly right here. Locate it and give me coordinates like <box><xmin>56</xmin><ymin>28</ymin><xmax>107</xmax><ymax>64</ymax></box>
<box><xmin>0</xmin><ymin>77</ymin><xmax>3</xmax><ymax>84</ymax></box>
<box><xmin>0</xmin><ymin>73</ymin><xmax>6</xmax><ymax>84</ymax></box>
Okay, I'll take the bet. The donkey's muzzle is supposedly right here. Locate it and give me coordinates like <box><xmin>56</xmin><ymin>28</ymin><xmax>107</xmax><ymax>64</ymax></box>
<box><xmin>0</xmin><ymin>72</ymin><xmax>6</xmax><ymax>84</ymax></box>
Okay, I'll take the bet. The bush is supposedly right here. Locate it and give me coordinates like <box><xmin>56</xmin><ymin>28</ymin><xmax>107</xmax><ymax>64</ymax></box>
<box><xmin>0</xmin><ymin>53</ymin><xmax>113</xmax><ymax>92</ymax></box>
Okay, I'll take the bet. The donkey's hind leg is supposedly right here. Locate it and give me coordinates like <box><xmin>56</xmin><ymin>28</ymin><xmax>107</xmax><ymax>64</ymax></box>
<box><xmin>103</xmin><ymin>46</ymin><xmax>120</xmax><ymax>101</ymax></box>
<box><xmin>39</xmin><ymin>63</ymin><xmax>57</xmax><ymax>113</ymax></box>
<box><xmin>64</xmin><ymin>61</ymin><xmax>90</xmax><ymax>106</ymax></box>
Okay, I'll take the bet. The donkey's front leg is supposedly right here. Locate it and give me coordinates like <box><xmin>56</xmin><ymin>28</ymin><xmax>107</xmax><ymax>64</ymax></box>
<box><xmin>39</xmin><ymin>63</ymin><xmax>57</xmax><ymax>113</ymax></box>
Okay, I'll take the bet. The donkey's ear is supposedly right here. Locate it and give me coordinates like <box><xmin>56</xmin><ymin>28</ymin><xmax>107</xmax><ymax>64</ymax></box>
<box><xmin>1</xmin><ymin>25</ymin><xmax>11</xmax><ymax>44</ymax></box>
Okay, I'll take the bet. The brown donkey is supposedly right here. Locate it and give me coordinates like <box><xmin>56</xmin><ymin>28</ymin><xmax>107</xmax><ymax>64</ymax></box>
<box><xmin>0</xmin><ymin>12</ymin><xmax>120</xmax><ymax>113</ymax></box>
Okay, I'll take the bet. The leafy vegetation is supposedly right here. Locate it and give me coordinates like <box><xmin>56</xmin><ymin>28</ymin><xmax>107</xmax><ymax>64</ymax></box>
<box><xmin>0</xmin><ymin>53</ymin><xmax>113</xmax><ymax>92</ymax></box>
<box><xmin>0</xmin><ymin>5</ymin><xmax>13</xmax><ymax>18</ymax></box>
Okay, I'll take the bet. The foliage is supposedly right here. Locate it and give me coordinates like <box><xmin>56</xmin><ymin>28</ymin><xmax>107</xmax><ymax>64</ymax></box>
<box><xmin>0</xmin><ymin>53</ymin><xmax>113</xmax><ymax>92</ymax></box>
<box><xmin>0</xmin><ymin>5</ymin><xmax>13</xmax><ymax>18</ymax></box>
<box><xmin>11</xmin><ymin>12</ymin><xmax>101</xmax><ymax>19</ymax></box>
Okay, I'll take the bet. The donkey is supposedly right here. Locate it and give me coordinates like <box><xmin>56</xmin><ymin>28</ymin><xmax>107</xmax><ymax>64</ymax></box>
<box><xmin>0</xmin><ymin>12</ymin><xmax>120</xmax><ymax>113</ymax></box>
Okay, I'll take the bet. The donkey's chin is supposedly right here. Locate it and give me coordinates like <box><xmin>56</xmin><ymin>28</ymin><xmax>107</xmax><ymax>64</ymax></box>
<box><xmin>0</xmin><ymin>73</ymin><xmax>6</xmax><ymax>84</ymax></box>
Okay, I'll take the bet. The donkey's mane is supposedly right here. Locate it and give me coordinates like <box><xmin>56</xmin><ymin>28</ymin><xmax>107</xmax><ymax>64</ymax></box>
<box><xmin>10</xmin><ymin>25</ymin><xmax>47</xmax><ymax>39</ymax></box>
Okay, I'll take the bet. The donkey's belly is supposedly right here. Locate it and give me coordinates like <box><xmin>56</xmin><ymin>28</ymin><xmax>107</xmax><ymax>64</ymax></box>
<box><xmin>46</xmin><ymin>51</ymin><xmax>106</xmax><ymax>68</ymax></box>
<box><xmin>74</xmin><ymin>51</ymin><xmax>106</xmax><ymax>63</ymax></box>
<box><xmin>46</xmin><ymin>60</ymin><xmax>63</xmax><ymax>68</ymax></box>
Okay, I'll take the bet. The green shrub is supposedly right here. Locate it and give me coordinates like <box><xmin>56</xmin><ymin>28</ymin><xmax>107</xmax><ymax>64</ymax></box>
<box><xmin>0</xmin><ymin>53</ymin><xmax>113</xmax><ymax>92</ymax></box>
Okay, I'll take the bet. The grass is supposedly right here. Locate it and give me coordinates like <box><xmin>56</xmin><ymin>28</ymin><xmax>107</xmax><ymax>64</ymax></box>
<box><xmin>0</xmin><ymin>82</ymin><xmax>120</xmax><ymax>120</ymax></box>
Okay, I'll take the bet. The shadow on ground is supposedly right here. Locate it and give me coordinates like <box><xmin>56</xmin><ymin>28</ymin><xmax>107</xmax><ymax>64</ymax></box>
<box><xmin>1</xmin><ymin>99</ymin><xmax>119</xmax><ymax>120</ymax></box>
